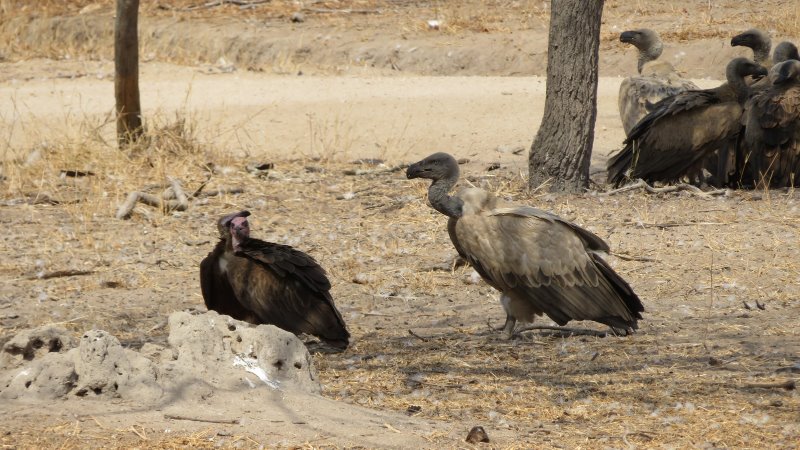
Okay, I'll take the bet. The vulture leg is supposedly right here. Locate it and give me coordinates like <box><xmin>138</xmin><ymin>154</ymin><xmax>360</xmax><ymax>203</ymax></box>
<box><xmin>499</xmin><ymin>294</ymin><xmax>517</xmax><ymax>340</ymax></box>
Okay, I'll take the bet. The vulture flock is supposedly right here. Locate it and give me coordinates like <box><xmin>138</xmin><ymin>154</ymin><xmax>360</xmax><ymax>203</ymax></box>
<box><xmin>610</xmin><ymin>28</ymin><xmax>800</xmax><ymax>189</ymax></box>
<box><xmin>197</xmin><ymin>26</ymin><xmax>797</xmax><ymax>353</ymax></box>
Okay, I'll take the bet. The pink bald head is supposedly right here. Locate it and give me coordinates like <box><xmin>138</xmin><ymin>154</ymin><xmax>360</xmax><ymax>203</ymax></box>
<box><xmin>230</xmin><ymin>216</ymin><xmax>250</xmax><ymax>252</ymax></box>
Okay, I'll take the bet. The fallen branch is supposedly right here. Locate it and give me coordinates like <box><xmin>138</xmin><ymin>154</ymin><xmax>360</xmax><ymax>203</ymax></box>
<box><xmin>743</xmin><ymin>380</ymin><xmax>796</xmax><ymax>391</ymax></box>
<box><xmin>195</xmin><ymin>187</ymin><xmax>245</xmax><ymax>198</ymax></box>
<box><xmin>408</xmin><ymin>329</ymin><xmax>429</xmax><ymax>342</ymax></box>
<box><xmin>167</xmin><ymin>177</ymin><xmax>189</xmax><ymax>209</ymax></box>
<box><xmin>612</xmin><ymin>252</ymin><xmax>657</xmax><ymax>262</ymax></box>
<box><xmin>116</xmin><ymin>177</ymin><xmax>191</xmax><ymax>219</ymax></box>
<box><xmin>303</xmin><ymin>7</ymin><xmax>382</xmax><ymax>14</ymax></box>
<box><xmin>601</xmin><ymin>179</ymin><xmax>729</xmax><ymax>198</ymax></box>
<box><xmin>160</xmin><ymin>0</ymin><xmax>271</xmax><ymax>11</ymax></box>
<box><xmin>343</xmin><ymin>164</ymin><xmax>407</xmax><ymax>176</ymax></box>
<box><xmin>625</xmin><ymin>220</ymin><xmax>732</xmax><ymax>229</ymax></box>
<box><xmin>30</xmin><ymin>270</ymin><xmax>94</xmax><ymax>280</ymax></box>
<box><xmin>164</xmin><ymin>413</ymin><xmax>240</xmax><ymax>424</ymax></box>
<box><xmin>516</xmin><ymin>325</ymin><xmax>609</xmax><ymax>337</ymax></box>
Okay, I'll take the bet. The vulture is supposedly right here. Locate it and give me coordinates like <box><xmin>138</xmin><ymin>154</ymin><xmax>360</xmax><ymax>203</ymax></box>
<box><xmin>607</xmin><ymin>57</ymin><xmax>768</xmax><ymax>187</ymax></box>
<box><xmin>731</xmin><ymin>28</ymin><xmax>772</xmax><ymax>67</ymax></box>
<box><xmin>768</xmin><ymin>41</ymin><xmax>800</xmax><ymax>81</ymax></box>
<box><xmin>740</xmin><ymin>59</ymin><xmax>800</xmax><ymax>188</ymax></box>
<box><xmin>406</xmin><ymin>152</ymin><xmax>644</xmax><ymax>339</ymax></box>
<box><xmin>200</xmin><ymin>210</ymin><xmax>350</xmax><ymax>350</ymax></box>
<box><xmin>618</xmin><ymin>28</ymin><xmax>699</xmax><ymax>136</ymax></box>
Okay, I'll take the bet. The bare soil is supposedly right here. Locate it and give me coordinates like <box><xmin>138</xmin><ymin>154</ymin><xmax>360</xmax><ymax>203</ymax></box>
<box><xmin>1</xmin><ymin>1</ymin><xmax>799</xmax><ymax>448</ymax></box>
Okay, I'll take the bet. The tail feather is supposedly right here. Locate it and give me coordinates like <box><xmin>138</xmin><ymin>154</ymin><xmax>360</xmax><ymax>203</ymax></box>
<box><xmin>591</xmin><ymin>253</ymin><xmax>644</xmax><ymax>329</ymax></box>
<box><xmin>607</xmin><ymin>144</ymin><xmax>634</xmax><ymax>187</ymax></box>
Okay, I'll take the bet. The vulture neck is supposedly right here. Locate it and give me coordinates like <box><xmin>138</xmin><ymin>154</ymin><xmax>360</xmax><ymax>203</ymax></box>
<box><xmin>428</xmin><ymin>176</ymin><xmax>463</xmax><ymax>218</ymax></box>
<box><xmin>754</xmin><ymin>46</ymin><xmax>771</xmax><ymax>66</ymax></box>
<box><xmin>637</xmin><ymin>42</ymin><xmax>662</xmax><ymax>74</ymax></box>
<box><xmin>726</xmin><ymin>68</ymin><xmax>751</xmax><ymax>105</ymax></box>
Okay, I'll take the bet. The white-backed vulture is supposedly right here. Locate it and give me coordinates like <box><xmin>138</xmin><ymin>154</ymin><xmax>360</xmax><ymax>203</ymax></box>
<box><xmin>406</xmin><ymin>153</ymin><xmax>644</xmax><ymax>339</ymax></box>
<box><xmin>768</xmin><ymin>41</ymin><xmax>800</xmax><ymax>81</ymax></box>
<box><xmin>618</xmin><ymin>28</ymin><xmax>699</xmax><ymax>136</ymax></box>
<box><xmin>741</xmin><ymin>59</ymin><xmax>800</xmax><ymax>188</ymax></box>
<box><xmin>200</xmin><ymin>210</ymin><xmax>350</xmax><ymax>350</ymax></box>
<box><xmin>607</xmin><ymin>58</ymin><xmax>768</xmax><ymax>187</ymax></box>
<box><xmin>731</xmin><ymin>28</ymin><xmax>772</xmax><ymax>67</ymax></box>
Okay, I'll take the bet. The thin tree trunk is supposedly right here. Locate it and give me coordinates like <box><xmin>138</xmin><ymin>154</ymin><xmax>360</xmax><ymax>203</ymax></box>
<box><xmin>529</xmin><ymin>0</ymin><xmax>604</xmax><ymax>193</ymax></box>
<box><xmin>115</xmin><ymin>0</ymin><xmax>143</xmax><ymax>148</ymax></box>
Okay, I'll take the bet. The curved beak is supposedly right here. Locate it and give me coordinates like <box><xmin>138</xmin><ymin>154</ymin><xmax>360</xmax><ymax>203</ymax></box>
<box><xmin>406</xmin><ymin>161</ymin><xmax>423</xmax><ymax>179</ymax></box>
<box><xmin>619</xmin><ymin>31</ymin><xmax>637</xmax><ymax>44</ymax></box>
<box><xmin>730</xmin><ymin>35</ymin><xmax>746</xmax><ymax>47</ymax></box>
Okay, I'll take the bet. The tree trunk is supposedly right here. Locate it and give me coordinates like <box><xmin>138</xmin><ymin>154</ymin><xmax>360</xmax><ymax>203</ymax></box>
<box><xmin>115</xmin><ymin>0</ymin><xmax>143</xmax><ymax>148</ymax></box>
<box><xmin>529</xmin><ymin>0</ymin><xmax>604</xmax><ymax>193</ymax></box>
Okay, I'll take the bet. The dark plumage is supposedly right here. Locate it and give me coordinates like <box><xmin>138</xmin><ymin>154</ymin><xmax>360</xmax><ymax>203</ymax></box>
<box><xmin>200</xmin><ymin>211</ymin><xmax>349</xmax><ymax>350</ymax></box>
<box><xmin>407</xmin><ymin>153</ymin><xmax>644</xmax><ymax>339</ymax></box>
<box><xmin>731</xmin><ymin>28</ymin><xmax>772</xmax><ymax>67</ymax></box>
<box><xmin>618</xmin><ymin>28</ymin><xmax>699</xmax><ymax>136</ymax></box>
<box><xmin>741</xmin><ymin>59</ymin><xmax>800</xmax><ymax>187</ymax></box>
<box><xmin>607</xmin><ymin>58</ymin><xmax>768</xmax><ymax>187</ymax></box>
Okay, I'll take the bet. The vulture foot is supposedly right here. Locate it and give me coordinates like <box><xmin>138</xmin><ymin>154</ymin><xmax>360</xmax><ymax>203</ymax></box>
<box><xmin>500</xmin><ymin>315</ymin><xmax>517</xmax><ymax>340</ymax></box>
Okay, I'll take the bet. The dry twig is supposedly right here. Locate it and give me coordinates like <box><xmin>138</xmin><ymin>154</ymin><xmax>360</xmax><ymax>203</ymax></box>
<box><xmin>602</xmin><ymin>179</ymin><xmax>729</xmax><ymax>198</ymax></box>
<box><xmin>164</xmin><ymin>413</ymin><xmax>240</xmax><ymax>424</ymax></box>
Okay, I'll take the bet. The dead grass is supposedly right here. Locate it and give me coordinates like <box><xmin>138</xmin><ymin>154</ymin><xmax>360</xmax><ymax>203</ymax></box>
<box><xmin>1</xmin><ymin>110</ymin><xmax>799</xmax><ymax>447</ymax></box>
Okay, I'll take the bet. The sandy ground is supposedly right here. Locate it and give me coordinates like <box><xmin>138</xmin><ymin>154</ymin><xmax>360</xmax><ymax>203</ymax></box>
<box><xmin>1</xmin><ymin>1</ymin><xmax>800</xmax><ymax>448</ymax></box>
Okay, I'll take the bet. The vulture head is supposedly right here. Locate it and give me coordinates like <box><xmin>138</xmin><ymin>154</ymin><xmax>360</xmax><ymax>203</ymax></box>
<box><xmin>217</xmin><ymin>210</ymin><xmax>251</xmax><ymax>252</ymax></box>
<box><xmin>772</xmin><ymin>41</ymin><xmax>800</xmax><ymax>65</ymax></box>
<box><xmin>727</xmin><ymin>57</ymin><xmax>769</xmax><ymax>81</ymax></box>
<box><xmin>620</xmin><ymin>28</ymin><xmax>663</xmax><ymax>73</ymax></box>
<box><xmin>731</xmin><ymin>29</ymin><xmax>771</xmax><ymax>64</ymax></box>
<box><xmin>773</xmin><ymin>59</ymin><xmax>800</xmax><ymax>85</ymax></box>
<box><xmin>406</xmin><ymin>152</ymin><xmax>460</xmax><ymax>181</ymax></box>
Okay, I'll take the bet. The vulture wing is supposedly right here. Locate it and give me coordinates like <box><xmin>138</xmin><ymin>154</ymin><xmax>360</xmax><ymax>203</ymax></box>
<box><xmin>608</xmin><ymin>88</ymin><xmax>742</xmax><ymax>186</ymax></box>
<box><xmin>228</xmin><ymin>239</ymin><xmax>349</xmax><ymax>348</ymax></box>
<box><xmin>453</xmin><ymin>207</ymin><xmax>643</xmax><ymax>329</ymax></box>
<box><xmin>619</xmin><ymin>65</ymin><xmax>699</xmax><ymax>136</ymax></box>
<box><xmin>200</xmin><ymin>240</ymin><xmax>257</xmax><ymax>322</ymax></box>
<box><xmin>743</xmin><ymin>84</ymin><xmax>800</xmax><ymax>186</ymax></box>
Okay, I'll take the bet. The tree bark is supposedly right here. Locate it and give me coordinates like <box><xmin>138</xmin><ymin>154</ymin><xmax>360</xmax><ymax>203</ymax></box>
<box><xmin>115</xmin><ymin>0</ymin><xmax>143</xmax><ymax>148</ymax></box>
<box><xmin>529</xmin><ymin>0</ymin><xmax>604</xmax><ymax>193</ymax></box>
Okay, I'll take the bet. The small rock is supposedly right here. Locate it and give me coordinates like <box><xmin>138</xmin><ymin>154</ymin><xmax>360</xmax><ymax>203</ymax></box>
<box><xmin>352</xmin><ymin>273</ymin><xmax>374</xmax><ymax>285</ymax></box>
<box><xmin>291</xmin><ymin>12</ymin><xmax>305</xmax><ymax>23</ymax></box>
<box><xmin>466</xmin><ymin>425</ymin><xmax>489</xmax><ymax>443</ymax></box>
<box><xmin>406</xmin><ymin>405</ymin><xmax>422</xmax><ymax>416</ymax></box>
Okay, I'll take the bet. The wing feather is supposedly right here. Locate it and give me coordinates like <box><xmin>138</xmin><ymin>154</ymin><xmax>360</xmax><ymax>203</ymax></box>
<box><xmin>454</xmin><ymin>209</ymin><xmax>643</xmax><ymax>329</ymax></box>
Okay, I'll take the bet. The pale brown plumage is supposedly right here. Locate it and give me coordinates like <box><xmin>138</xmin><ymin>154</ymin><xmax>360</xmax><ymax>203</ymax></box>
<box><xmin>608</xmin><ymin>58</ymin><xmax>768</xmax><ymax>187</ymax></box>
<box><xmin>741</xmin><ymin>59</ymin><xmax>800</xmax><ymax>188</ymax></box>
<box><xmin>407</xmin><ymin>153</ymin><xmax>644</xmax><ymax>339</ymax></box>
<box><xmin>200</xmin><ymin>211</ymin><xmax>350</xmax><ymax>350</ymax></box>
<box><xmin>618</xmin><ymin>29</ymin><xmax>699</xmax><ymax>136</ymax></box>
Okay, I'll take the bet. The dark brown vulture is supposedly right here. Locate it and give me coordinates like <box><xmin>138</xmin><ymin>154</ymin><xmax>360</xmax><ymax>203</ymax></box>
<box><xmin>200</xmin><ymin>210</ymin><xmax>350</xmax><ymax>350</ymax></box>
<box><xmin>741</xmin><ymin>59</ymin><xmax>800</xmax><ymax>188</ymax></box>
<box><xmin>731</xmin><ymin>29</ymin><xmax>772</xmax><ymax>67</ymax></box>
<box><xmin>618</xmin><ymin>28</ymin><xmax>699</xmax><ymax>136</ymax></box>
<box><xmin>768</xmin><ymin>41</ymin><xmax>800</xmax><ymax>81</ymax></box>
<box><xmin>607</xmin><ymin>57</ymin><xmax>768</xmax><ymax>187</ymax></box>
<box><xmin>406</xmin><ymin>153</ymin><xmax>644</xmax><ymax>339</ymax></box>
